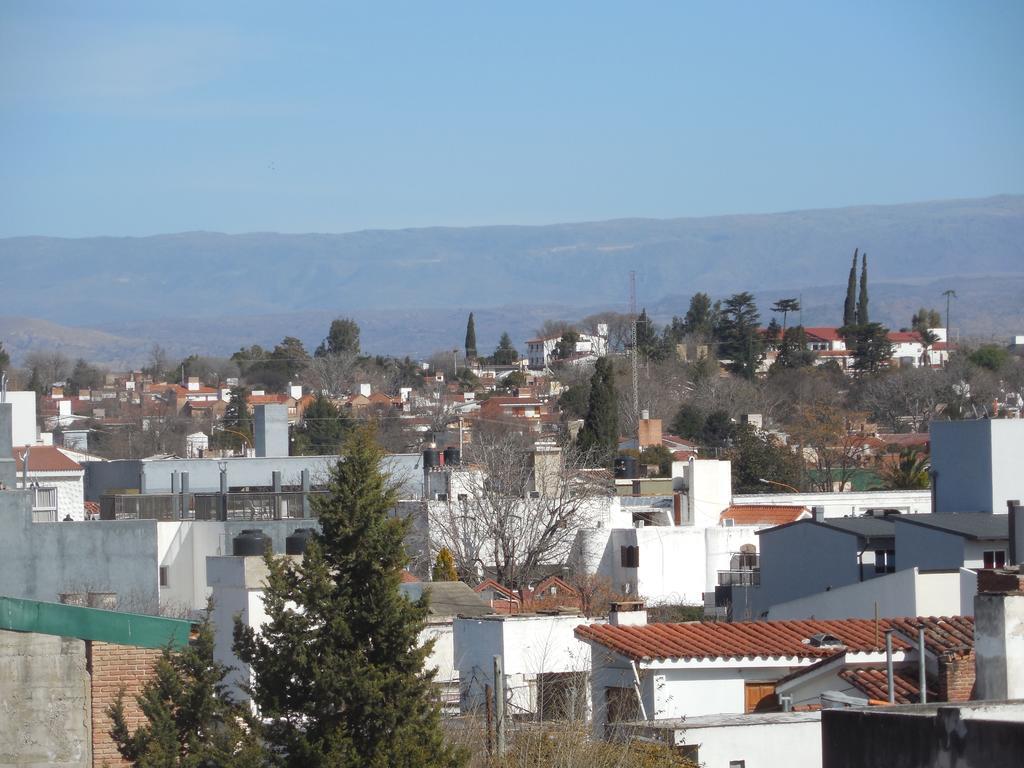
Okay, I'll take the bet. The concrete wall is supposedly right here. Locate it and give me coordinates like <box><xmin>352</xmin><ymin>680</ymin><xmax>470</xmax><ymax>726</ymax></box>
<box><xmin>421</xmin><ymin>621</ymin><xmax>456</xmax><ymax>686</ymax></box>
<box><xmin>821</xmin><ymin>703</ymin><xmax>1024</xmax><ymax>768</ymax></box>
<box><xmin>683</xmin><ymin>715</ymin><xmax>822</xmax><ymax>768</ymax></box>
<box><xmin>0</xmin><ymin>489</ymin><xmax>161</xmax><ymax>611</ymax></box>
<box><xmin>732</xmin><ymin>490</ymin><xmax>931</xmax><ymax>517</ymax></box>
<box><xmin>928</xmin><ymin>420</ymin><xmax>1024</xmax><ymax>514</ymax></box>
<box><xmin>650</xmin><ymin>661</ymin><xmax>799</xmax><ymax>720</ymax></box>
<box><xmin>86</xmin><ymin>453</ymin><xmax>423</xmax><ymax>499</ymax></box>
<box><xmin>157</xmin><ymin>518</ymin><xmax>316</xmax><ymax>612</ymax></box>
<box><xmin>254</xmin><ymin>404</ymin><xmax>288</xmax><ymax>458</ymax></box>
<box><xmin>454</xmin><ymin>614</ymin><xmax>596</xmax><ymax>715</ymax></box>
<box><xmin>974</xmin><ymin>592</ymin><xmax>1024</xmax><ymax>700</ymax></box>
<box><xmin>756</xmin><ymin>524</ymin><xmax>861</xmax><ymax>616</ymax></box>
<box><xmin>6</xmin><ymin>390</ymin><xmax>39</xmax><ymax>446</ymax></box>
<box><xmin>0</xmin><ymin>631</ymin><xmax>90</xmax><ymax>768</ymax></box>
<box><xmin>894</xmin><ymin>520</ymin><xmax>966</xmax><ymax>571</ymax></box>
<box><xmin>766</xmin><ymin>568</ymin><xmax>977</xmax><ymax>621</ymax></box>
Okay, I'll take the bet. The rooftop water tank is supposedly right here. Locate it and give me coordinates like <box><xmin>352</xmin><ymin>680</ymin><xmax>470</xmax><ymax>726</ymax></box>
<box><xmin>232</xmin><ymin>529</ymin><xmax>271</xmax><ymax>557</ymax></box>
<box><xmin>285</xmin><ymin>527</ymin><xmax>316</xmax><ymax>555</ymax></box>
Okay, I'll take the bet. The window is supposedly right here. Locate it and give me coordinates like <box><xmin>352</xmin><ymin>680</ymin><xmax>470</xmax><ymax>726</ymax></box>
<box><xmin>729</xmin><ymin>762</ymin><xmax>746</xmax><ymax>768</ymax></box>
<box><xmin>620</xmin><ymin>545</ymin><xmax>640</xmax><ymax>568</ymax></box>
<box><xmin>159</xmin><ymin>566</ymin><xmax>169</xmax><ymax>587</ymax></box>
<box><xmin>983</xmin><ymin>550</ymin><xmax>1007</xmax><ymax>569</ymax></box>
<box><xmin>874</xmin><ymin>549</ymin><xmax>895</xmax><ymax>574</ymax></box>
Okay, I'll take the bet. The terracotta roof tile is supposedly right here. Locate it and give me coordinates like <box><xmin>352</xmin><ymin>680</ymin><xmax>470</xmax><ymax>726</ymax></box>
<box><xmin>720</xmin><ymin>505</ymin><xmax>810</xmax><ymax>526</ymax></box>
<box><xmin>888</xmin><ymin>616</ymin><xmax>975</xmax><ymax>657</ymax></box>
<box><xmin>13</xmin><ymin>445</ymin><xmax>83</xmax><ymax>472</ymax></box>
<box><xmin>576</xmin><ymin>618</ymin><xmax>926</xmax><ymax>662</ymax></box>
<box><xmin>839</xmin><ymin>666</ymin><xmax>936</xmax><ymax>705</ymax></box>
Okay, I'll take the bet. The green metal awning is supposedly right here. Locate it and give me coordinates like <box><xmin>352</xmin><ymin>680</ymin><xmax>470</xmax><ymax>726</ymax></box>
<box><xmin>0</xmin><ymin>595</ymin><xmax>191</xmax><ymax>649</ymax></box>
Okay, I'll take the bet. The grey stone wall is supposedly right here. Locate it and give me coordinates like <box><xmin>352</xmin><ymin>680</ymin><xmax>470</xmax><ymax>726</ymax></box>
<box><xmin>0</xmin><ymin>631</ymin><xmax>90</xmax><ymax>768</ymax></box>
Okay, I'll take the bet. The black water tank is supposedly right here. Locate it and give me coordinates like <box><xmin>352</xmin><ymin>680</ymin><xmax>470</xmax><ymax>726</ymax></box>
<box><xmin>423</xmin><ymin>449</ymin><xmax>441</xmax><ymax>468</ymax></box>
<box><xmin>285</xmin><ymin>528</ymin><xmax>316</xmax><ymax>555</ymax></box>
<box><xmin>614</xmin><ymin>456</ymin><xmax>639</xmax><ymax>479</ymax></box>
<box><xmin>233</xmin><ymin>529</ymin><xmax>271</xmax><ymax>556</ymax></box>
<box><xmin>443</xmin><ymin>447</ymin><xmax>461</xmax><ymax>466</ymax></box>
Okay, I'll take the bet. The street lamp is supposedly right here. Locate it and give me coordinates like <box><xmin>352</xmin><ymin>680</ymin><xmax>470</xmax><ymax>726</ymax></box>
<box><xmin>213</xmin><ymin>424</ymin><xmax>252</xmax><ymax>456</ymax></box>
<box><xmin>758</xmin><ymin>477</ymin><xmax>800</xmax><ymax>493</ymax></box>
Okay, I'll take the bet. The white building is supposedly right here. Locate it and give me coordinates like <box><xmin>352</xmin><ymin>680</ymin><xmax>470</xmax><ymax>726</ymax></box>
<box><xmin>13</xmin><ymin>445</ymin><xmax>85</xmax><ymax>521</ymax></box>
<box><xmin>526</xmin><ymin>325</ymin><xmax>608</xmax><ymax>370</ymax></box>
<box><xmin>455</xmin><ymin>612</ymin><xmax>601</xmax><ymax>719</ymax></box>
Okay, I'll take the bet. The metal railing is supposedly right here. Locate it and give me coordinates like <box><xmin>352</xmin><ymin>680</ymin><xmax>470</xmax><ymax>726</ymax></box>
<box><xmin>100</xmin><ymin>490</ymin><xmax>328</xmax><ymax>521</ymax></box>
<box><xmin>717</xmin><ymin>569</ymin><xmax>761</xmax><ymax>587</ymax></box>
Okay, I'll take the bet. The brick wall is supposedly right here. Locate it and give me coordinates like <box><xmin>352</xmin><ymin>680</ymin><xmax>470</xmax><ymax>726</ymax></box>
<box><xmin>87</xmin><ymin>641</ymin><xmax>162</xmax><ymax>768</ymax></box>
<box><xmin>938</xmin><ymin>650</ymin><xmax>976</xmax><ymax>703</ymax></box>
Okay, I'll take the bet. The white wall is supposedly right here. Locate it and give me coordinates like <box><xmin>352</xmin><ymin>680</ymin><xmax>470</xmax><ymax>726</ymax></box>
<box><xmin>732</xmin><ymin>490</ymin><xmax>931</xmax><ymax>517</ymax></box>
<box><xmin>454</xmin><ymin>614</ymin><xmax>597</xmax><ymax>715</ymax></box>
<box><xmin>682</xmin><ymin>715</ymin><xmax>822</xmax><ymax>768</ymax></box>
<box><xmin>766</xmin><ymin>567</ymin><xmax>977</xmax><ymax>621</ymax></box>
<box><xmin>6</xmin><ymin>391</ymin><xmax>38</xmax><ymax>446</ymax></box>
<box><xmin>686</xmin><ymin>460</ymin><xmax>733</xmax><ymax>528</ymax></box>
<box><xmin>421</xmin><ymin>622</ymin><xmax>456</xmax><ymax>685</ymax></box>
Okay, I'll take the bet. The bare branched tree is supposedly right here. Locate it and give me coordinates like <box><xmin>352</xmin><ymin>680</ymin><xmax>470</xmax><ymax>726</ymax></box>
<box><xmin>429</xmin><ymin>428</ymin><xmax>610</xmax><ymax>593</ymax></box>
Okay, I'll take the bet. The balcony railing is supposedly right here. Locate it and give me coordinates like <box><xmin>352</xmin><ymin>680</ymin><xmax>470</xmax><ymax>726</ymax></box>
<box><xmin>717</xmin><ymin>569</ymin><xmax>761</xmax><ymax>587</ymax></box>
<box><xmin>100</xmin><ymin>490</ymin><xmax>329</xmax><ymax>521</ymax></box>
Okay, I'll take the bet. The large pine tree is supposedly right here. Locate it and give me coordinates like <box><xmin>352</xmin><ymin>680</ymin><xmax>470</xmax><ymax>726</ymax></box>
<box><xmin>108</xmin><ymin>609</ymin><xmax>263</xmax><ymax>767</ymax></box>
<box><xmin>464</xmin><ymin>312</ymin><xmax>477</xmax><ymax>360</ymax></box>
<box><xmin>843</xmin><ymin>248</ymin><xmax>858</xmax><ymax>327</ymax></box>
<box><xmin>576</xmin><ymin>357</ymin><xmax>618</xmax><ymax>464</ymax></box>
<box><xmin>234</xmin><ymin>426</ymin><xmax>464</xmax><ymax>768</ymax></box>
<box><xmin>718</xmin><ymin>292</ymin><xmax>763</xmax><ymax>380</ymax></box>
<box><xmin>492</xmin><ymin>332</ymin><xmax>518</xmax><ymax>365</ymax></box>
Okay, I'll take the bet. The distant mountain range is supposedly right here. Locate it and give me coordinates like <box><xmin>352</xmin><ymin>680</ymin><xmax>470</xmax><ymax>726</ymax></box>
<box><xmin>1</xmin><ymin>195</ymin><xmax>1021</xmax><ymax>366</ymax></box>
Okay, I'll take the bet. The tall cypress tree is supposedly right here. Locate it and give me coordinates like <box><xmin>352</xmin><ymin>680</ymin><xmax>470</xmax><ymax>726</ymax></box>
<box><xmin>576</xmin><ymin>357</ymin><xmax>618</xmax><ymax>464</ymax></box>
<box><xmin>857</xmin><ymin>252</ymin><xmax>869</xmax><ymax>325</ymax></box>
<box><xmin>234</xmin><ymin>426</ymin><xmax>465</xmax><ymax>768</ymax></box>
<box><xmin>843</xmin><ymin>248</ymin><xmax>858</xmax><ymax>327</ymax></box>
<box><xmin>464</xmin><ymin>312</ymin><xmax>477</xmax><ymax>360</ymax></box>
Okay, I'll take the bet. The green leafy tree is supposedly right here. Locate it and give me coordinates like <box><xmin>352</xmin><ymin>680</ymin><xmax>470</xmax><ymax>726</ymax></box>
<box><xmin>843</xmin><ymin>249</ymin><xmax>858</xmax><ymax>327</ymax></box>
<box><xmin>67</xmin><ymin>358</ymin><xmax>105</xmax><ymax>395</ymax></box>
<box><xmin>718</xmin><ymin>292</ymin><xmax>764</xmax><ymax>380</ymax></box>
<box><xmin>552</xmin><ymin>329</ymin><xmax>581</xmax><ymax>361</ymax></box>
<box><xmin>637</xmin><ymin>444</ymin><xmax>673</xmax><ymax>477</ymax></box>
<box><xmin>682</xmin><ymin>292</ymin><xmax>717</xmax><ymax>338</ymax></box>
<box><xmin>857</xmin><ymin>252</ymin><xmax>869</xmax><ymax>325</ymax></box>
<box><xmin>220</xmin><ymin>387</ymin><xmax>252</xmax><ymax>450</ymax></box>
<box><xmin>431</xmin><ymin>547</ymin><xmax>459</xmax><ymax>582</ymax></box>
<box><xmin>635</xmin><ymin>308</ymin><xmax>663</xmax><ymax>360</ymax></box>
<box><xmin>883</xmin><ymin>448</ymin><xmax>930</xmax><ymax>490</ymax></box>
<box><xmin>968</xmin><ymin>345</ymin><xmax>1011</xmax><ymax>372</ymax></box>
<box><xmin>293</xmin><ymin>393</ymin><xmax>350</xmax><ymax>455</ymax></box>
<box><xmin>315</xmin><ymin>318</ymin><xmax>361</xmax><ymax>357</ymax></box>
<box><xmin>464</xmin><ymin>313</ymin><xmax>477</xmax><ymax>360</ymax></box>
<box><xmin>502</xmin><ymin>369</ymin><xmax>528</xmax><ymax>392</ymax></box>
<box><xmin>702</xmin><ymin>409</ymin><xmax>734</xmax><ymax>448</ymax></box>
<box><xmin>576</xmin><ymin>357</ymin><xmax>618</xmax><ymax>464</ymax></box>
<box><xmin>772</xmin><ymin>326</ymin><xmax>816</xmax><ymax>371</ymax></box>
<box><xmin>234</xmin><ymin>426</ymin><xmax>464</xmax><ymax>768</ymax></box>
<box><xmin>728</xmin><ymin>423</ymin><xmax>803</xmax><ymax>494</ymax></box>
<box><xmin>771</xmin><ymin>298</ymin><xmax>801</xmax><ymax>333</ymax></box>
<box><xmin>670</xmin><ymin>403</ymin><xmax>705</xmax><ymax>440</ymax></box>
<box><xmin>558</xmin><ymin>381</ymin><xmax>590</xmax><ymax>419</ymax></box>
<box><xmin>911</xmin><ymin>308</ymin><xmax>942</xmax><ymax>333</ymax></box>
<box><xmin>847</xmin><ymin>322</ymin><xmax>893</xmax><ymax>375</ymax></box>
<box><xmin>492</xmin><ymin>332</ymin><xmax>519</xmax><ymax>365</ymax></box>
<box><xmin>108</xmin><ymin>608</ymin><xmax>262</xmax><ymax>767</ymax></box>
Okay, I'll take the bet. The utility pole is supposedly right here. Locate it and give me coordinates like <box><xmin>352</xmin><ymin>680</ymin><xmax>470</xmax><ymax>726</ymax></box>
<box><xmin>629</xmin><ymin>271</ymin><xmax>639</xmax><ymax>424</ymax></box>
<box><xmin>493</xmin><ymin>654</ymin><xmax>506</xmax><ymax>757</ymax></box>
<box><xmin>942</xmin><ymin>289</ymin><xmax>957</xmax><ymax>336</ymax></box>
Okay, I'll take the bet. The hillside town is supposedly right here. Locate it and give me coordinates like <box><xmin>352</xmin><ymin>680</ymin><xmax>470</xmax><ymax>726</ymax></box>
<box><xmin>4</xmin><ymin>3</ymin><xmax>1024</xmax><ymax>766</ymax></box>
<box><xmin>2</xmin><ymin>259</ymin><xmax>1024</xmax><ymax>767</ymax></box>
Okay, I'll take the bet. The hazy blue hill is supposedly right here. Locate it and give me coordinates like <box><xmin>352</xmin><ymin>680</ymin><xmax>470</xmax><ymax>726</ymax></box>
<box><xmin>1</xmin><ymin>196</ymin><xmax>1021</xmax><ymax>364</ymax></box>
<box><xmin>2</xmin><ymin>195</ymin><xmax>1021</xmax><ymax>324</ymax></box>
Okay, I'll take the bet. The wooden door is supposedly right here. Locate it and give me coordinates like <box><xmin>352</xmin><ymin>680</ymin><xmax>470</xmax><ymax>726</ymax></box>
<box><xmin>744</xmin><ymin>682</ymin><xmax>778</xmax><ymax>712</ymax></box>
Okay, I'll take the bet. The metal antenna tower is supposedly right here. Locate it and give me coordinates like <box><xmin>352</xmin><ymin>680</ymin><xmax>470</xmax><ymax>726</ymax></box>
<box><xmin>629</xmin><ymin>271</ymin><xmax>639</xmax><ymax>421</ymax></box>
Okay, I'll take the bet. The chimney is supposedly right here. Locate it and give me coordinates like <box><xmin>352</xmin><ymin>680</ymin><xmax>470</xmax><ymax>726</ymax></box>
<box><xmin>359</xmin><ymin>383</ymin><xmax>372</xmax><ymax>397</ymax></box>
<box><xmin>813</xmin><ymin>506</ymin><xmax>825</xmax><ymax>522</ymax></box>
<box><xmin>254</xmin><ymin>404</ymin><xmax>289</xmax><ymax>458</ymax></box>
<box><xmin>609</xmin><ymin>600</ymin><xmax>647</xmax><ymax>627</ymax></box>
<box><xmin>974</xmin><ymin>567</ymin><xmax>1024</xmax><ymax>700</ymax></box>
<box><xmin>288</xmin><ymin>383</ymin><xmax>303</xmax><ymax>400</ymax></box>
<box><xmin>638</xmin><ymin>415</ymin><xmax>662</xmax><ymax>449</ymax></box>
<box><xmin>187</xmin><ymin>376</ymin><xmax>200</xmax><ymax>392</ymax></box>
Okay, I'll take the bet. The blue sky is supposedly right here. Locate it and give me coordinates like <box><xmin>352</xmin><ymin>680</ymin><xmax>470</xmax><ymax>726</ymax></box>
<box><xmin>1</xmin><ymin>1</ymin><xmax>1022</xmax><ymax>237</ymax></box>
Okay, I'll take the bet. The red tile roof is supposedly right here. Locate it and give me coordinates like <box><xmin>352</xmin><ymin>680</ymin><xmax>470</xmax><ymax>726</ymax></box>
<box><xmin>803</xmin><ymin>327</ymin><xmax>843</xmax><ymax>342</ymax></box>
<box><xmin>720</xmin><ymin>505</ymin><xmax>810</xmax><ymax>526</ymax></box>
<box><xmin>13</xmin><ymin>446</ymin><xmax>83</xmax><ymax>473</ymax></box>
<box><xmin>400</xmin><ymin>570</ymin><xmax>419</xmax><ymax>583</ymax></box>
<box><xmin>887</xmin><ymin>616</ymin><xmax>974</xmax><ymax>657</ymax></box>
<box><xmin>576</xmin><ymin>618</ymin><xmax>922</xmax><ymax>662</ymax></box>
<box><xmin>838</xmin><ymin>665</ymin><xmax>938</xmax><ymax>704</ymax></box>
